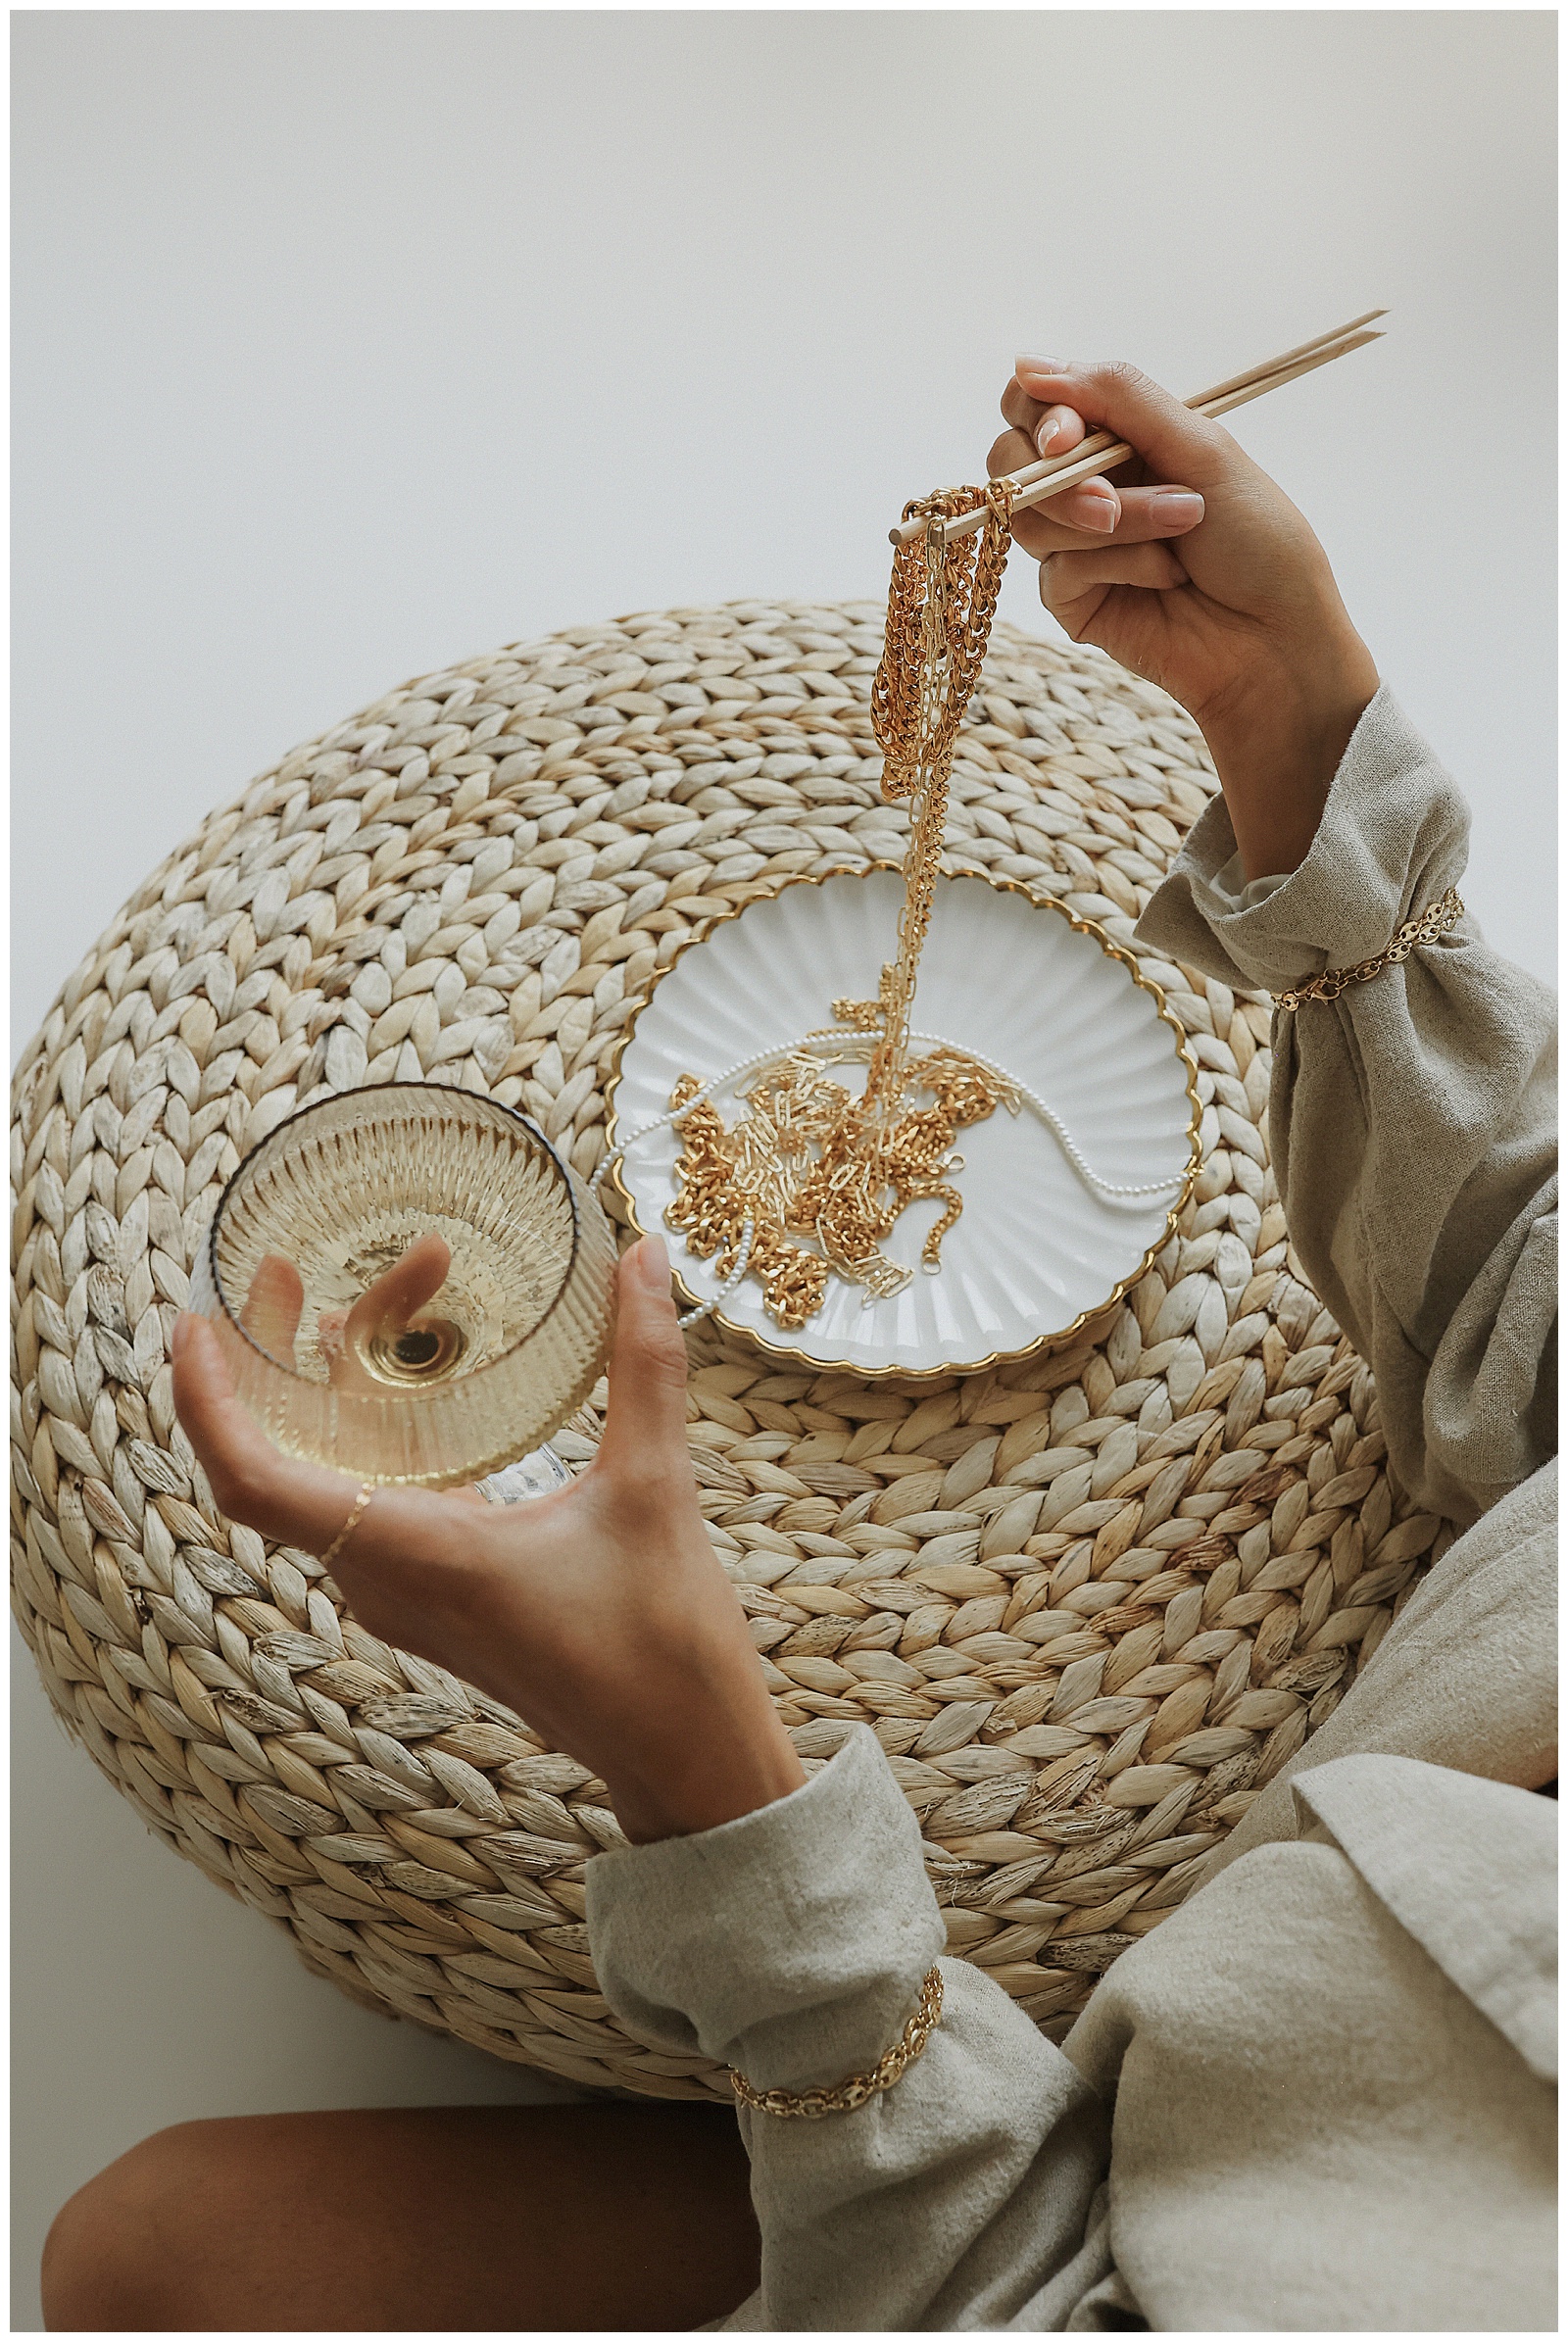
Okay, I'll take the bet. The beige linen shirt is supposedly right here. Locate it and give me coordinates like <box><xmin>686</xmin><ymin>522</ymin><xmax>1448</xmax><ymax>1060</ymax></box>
<box><xmin>587</xmin><ymin>688</ymin><xmax>1557</xmax><ymax>2331</ymax></box>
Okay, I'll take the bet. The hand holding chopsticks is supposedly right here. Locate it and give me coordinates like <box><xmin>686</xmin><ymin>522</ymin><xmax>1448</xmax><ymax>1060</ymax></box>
<box><xmin>957</xmin><ymin>319</ymin><xmax>1385</xmax><ymax>885</ymax></box>
<box><xmin>892</xmin><ymin>310</ymin><xmax>1386</xmax><ymax>547</ymax></box>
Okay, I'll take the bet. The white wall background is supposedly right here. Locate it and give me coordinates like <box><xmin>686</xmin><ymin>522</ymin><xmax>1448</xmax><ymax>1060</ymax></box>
<box><xmin>11</xmin><ymin>9</ymin><xmax>1555</xmax><ymax>2328</ymax></box>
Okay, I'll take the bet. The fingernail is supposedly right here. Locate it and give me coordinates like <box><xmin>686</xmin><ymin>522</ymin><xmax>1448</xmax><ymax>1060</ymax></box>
<box><xmin>1017</xmin><ymin>356</ymin><xmax>1065</xmax><ymax>374</ymax></box>
<box><xmin>1151</xmin><ymin>490</ymin><xmax>1204</xmax><ymax>528</ymax></box>
<box><xmin>1080</xmin><ymin>492</ymin><xmax>1118</xmax><ymax>534</ymax></box>
<box><xmin>1035</xmin><ymin>417</ymin><xmax>1062</xmax><ymax>457</ymax></box>
<box><xmin>635</xmin><ymin>1233</ymin><xmax>670</xmax><ymax>1291</ymax></box>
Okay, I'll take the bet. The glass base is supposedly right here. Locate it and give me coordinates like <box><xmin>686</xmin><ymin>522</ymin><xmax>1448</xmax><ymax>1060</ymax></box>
<box><xmin>476</xmin><ymin>1442</ymin><xmax>573</xmax><ymax>1504</ymax></box>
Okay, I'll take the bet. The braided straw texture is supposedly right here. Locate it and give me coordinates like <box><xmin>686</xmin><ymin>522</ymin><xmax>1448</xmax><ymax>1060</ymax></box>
<box><xmin>11</xmin><ymin>601</ymin><xmax>1450</xmax><ymax>2099</ymax></box>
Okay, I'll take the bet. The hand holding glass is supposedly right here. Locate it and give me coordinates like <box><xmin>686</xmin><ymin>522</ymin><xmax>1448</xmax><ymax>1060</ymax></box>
<box><xmin>189</xmin><ymin>1086</ymin><xmax>617</xmax><ymax>1488</ymax></box>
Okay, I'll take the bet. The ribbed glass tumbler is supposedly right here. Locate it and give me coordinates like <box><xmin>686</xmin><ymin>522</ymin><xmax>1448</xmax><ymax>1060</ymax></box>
<box><xmin>190</xmin><ymin>1085</ymin><xmax>617</xmax><ymax>1488</ymax></box>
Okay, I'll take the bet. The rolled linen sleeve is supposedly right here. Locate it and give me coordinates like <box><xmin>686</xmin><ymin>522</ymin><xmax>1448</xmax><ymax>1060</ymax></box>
<box><xmin>1135</xmin><ymin>684</ymin><xmax>1556</xmax><ymax>1523</ymax></box>
<box><xmin>587</xmin><ymin>1727</ymin><xmax>1115</xmax><ymax>2331</ymax></box>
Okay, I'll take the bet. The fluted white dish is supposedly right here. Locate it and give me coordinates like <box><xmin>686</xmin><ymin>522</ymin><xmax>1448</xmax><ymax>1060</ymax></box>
<box><xmin>606</xmin><ymin>869</ymin><xmax>1200</xmax><ymax>1376</ymax></box>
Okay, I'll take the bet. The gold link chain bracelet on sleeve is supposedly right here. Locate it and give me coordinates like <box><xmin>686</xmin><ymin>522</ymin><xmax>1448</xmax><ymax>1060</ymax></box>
<box><xmin>1272</xmin><ymin>886</ymin><xmax>1464</xmax><ymax>1012</ymax></box>
<box><xmin>729</xmin><ymin>1964</ymin><xmax>944</xmax><ymax>2119</ymax></box>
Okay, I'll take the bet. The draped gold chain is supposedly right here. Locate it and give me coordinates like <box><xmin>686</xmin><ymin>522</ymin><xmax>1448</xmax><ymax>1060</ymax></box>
<box><xmin>665</xmin><ymin>483</ymin><xmax>1018</xmax><ymax>1331</ymax></box>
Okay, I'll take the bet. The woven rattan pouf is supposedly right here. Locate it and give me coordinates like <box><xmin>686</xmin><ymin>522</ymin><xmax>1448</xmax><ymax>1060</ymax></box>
<box><xmin>11</xmin><ymin>601</ymin><xmax>1451</xmax><ymax>2099</ymax></box>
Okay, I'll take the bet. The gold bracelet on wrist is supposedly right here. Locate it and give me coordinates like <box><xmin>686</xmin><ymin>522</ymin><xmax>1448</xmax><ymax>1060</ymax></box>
<box><xmin>1272</xmin><ymin>886</ymin><xmax>1464</xmax><ymax>1013</ymax></box>
<box><xmin>318</xmin><ymin>1481</ymin><xmax>375</xmax><ymax>1570</ymax></box>
<box><xmin>729</xmin><ymin>1964</ymin><xmax>944</xmax><ymax>2120</ymax></box>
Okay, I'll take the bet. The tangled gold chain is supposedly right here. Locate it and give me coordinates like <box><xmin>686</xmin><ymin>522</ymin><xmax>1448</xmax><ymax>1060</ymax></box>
<box><xmin>666</xmin><ymin>486</ymin><xmax>1017</xmax><ymax>1332</ymax></box>
<box><xmin>730</xmin><ymin>1964</ymin><xmax>945</xmax><ymax>2119</ymax></box>
<box><xmin>1272</xmin><ymin>886</ymin><xmax>1464</xmax><ymax>1010</ymax></box>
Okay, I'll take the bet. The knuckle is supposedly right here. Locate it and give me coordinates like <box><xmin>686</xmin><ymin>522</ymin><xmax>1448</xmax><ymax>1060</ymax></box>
<box><xmin>1100</xmin><ymin>358</ymin><xmax>1149</xmax><ymax>396</ymax></box>
<box><xmin>987</xmin><ymin>430</ymin><xmax>1027</xmax><ymax>479</ymax></box>
<box><xmin>203</xmin><ymin>1460</ymin><xmax>248</xmax><ymax>1517</ymax></box>
<box><xmin>1038</xmin><ymin>561</ymin><xmax>1092</xmax><ymax>642</ymax></box>
<box><xmin>213</xmin><ymin>1458</ymin><xmax>270</xmax><ymax>1527</ymax></box>
<box><xmin>630</xmin><ymin>1317</ymin><xmax>691</xmax><ymax>1391</ymax></box>
<box><xmin>640</xmin><ymin>1447</ymin><xmax>698</xmax><ymax>1503</ymax></box>
<box><xmin>607</xmin><ymin>1453</ymin><xmax>696</xmax><ymax>1532</ymax></box>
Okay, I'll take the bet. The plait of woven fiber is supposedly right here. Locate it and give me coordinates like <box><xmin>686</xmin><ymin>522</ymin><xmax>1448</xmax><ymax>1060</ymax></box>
<box><xmin>10</xmin><ymin>601</ymin><xmax>1451</xmax><ymax>2099</ymax></box>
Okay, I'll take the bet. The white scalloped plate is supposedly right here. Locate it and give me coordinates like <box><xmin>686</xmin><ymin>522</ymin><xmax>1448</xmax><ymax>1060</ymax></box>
<box><xmin>605</xmin><ymin>868</ymin><xmax>1200</xmax><ymax>1377</ymax></box>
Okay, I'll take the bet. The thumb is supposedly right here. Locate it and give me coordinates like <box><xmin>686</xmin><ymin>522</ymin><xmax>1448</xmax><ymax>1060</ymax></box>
<box><xmin>1013</xmin><ymin>356</ymin><xmax>1233</xmax><ymax>491</ymax></box>
<box><xmin>595</xmin><ymin>1235</ymin><xmax>694</xmax><ymax>1479</ymax></box>
<box><xmin>342</xmin><ymin>1230</ymin><xmax>453</xmax><ymax>1349</ymax></box>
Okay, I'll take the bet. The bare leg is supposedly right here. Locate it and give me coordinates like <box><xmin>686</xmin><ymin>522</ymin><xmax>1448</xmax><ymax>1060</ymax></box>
<box><xmin>41</xmin><ymin>2103</ymin><xmax>760</xmax><ymax>2332</ymax></box>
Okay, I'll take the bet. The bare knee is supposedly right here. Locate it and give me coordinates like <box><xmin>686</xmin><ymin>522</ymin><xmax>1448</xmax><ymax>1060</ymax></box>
<box><xmin>42</xmin><ymin>2120</ymin><xmax>226</xmax><ymax>2331</ymax></box>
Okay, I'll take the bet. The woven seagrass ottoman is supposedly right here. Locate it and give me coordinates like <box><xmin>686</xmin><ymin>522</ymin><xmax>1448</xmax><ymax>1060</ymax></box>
<box><xmin>10</xmin><ymin>601</ymin><xmax>1451</xmax><ymax>2099</ymax></box>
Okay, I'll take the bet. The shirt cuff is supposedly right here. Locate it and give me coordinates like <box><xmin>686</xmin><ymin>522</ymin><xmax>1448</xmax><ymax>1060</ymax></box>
<box><xmin>585</xmin><ymin>1726</ymin><xmax>945</xmax><ymax>2093</ymax></box>
<box><xmin>1133</xmin><ymin>684</ymin><xmax>1473</xmax><ymax>999</ymax></box>
<box><xmin>1212</xmin><ymin>851</ymin><xmax>1288</xmax><ymax>909</ymax></box>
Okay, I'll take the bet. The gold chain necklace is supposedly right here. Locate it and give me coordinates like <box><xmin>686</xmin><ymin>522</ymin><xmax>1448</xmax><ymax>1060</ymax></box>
<box><xmin>663</xmin><ymin>483</ymin><xmax>1020</xmax><ymax>1332</ymax></box>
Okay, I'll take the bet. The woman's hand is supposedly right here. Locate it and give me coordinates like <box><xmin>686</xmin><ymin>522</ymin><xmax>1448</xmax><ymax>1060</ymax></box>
<box><xmin>992</xmin><ymin>357</ymin><xmax>1380</xmax><ymax>879</ymax></box>
<box><xmin>172</xmin><ymin>1235</ymin><xmax>807</xmax><ymax>1845</ymax></box>
<box><xmin>236</xmin><ymin>1231</ymin><xmax>456</xmax><ymax>1396</ymax></box>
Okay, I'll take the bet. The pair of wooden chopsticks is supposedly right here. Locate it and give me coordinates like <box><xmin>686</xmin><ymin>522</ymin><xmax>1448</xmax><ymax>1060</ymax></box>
<box><xmin>891</xmin><ymin>309</ymin><xmax>1387</xmax><ymax>547</ymax></box>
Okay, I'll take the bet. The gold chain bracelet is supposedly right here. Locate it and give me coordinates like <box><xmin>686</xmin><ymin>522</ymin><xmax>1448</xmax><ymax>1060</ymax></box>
<box><xmin>1272</xmin><ymin>886</ymin><xmax>1464</xmax><ymax>1012</ymax></box>
<box><xmin>729</xmin><ymin>1964</ymin><xmax>944</xmax><ymax>2119</ymax></box>
<box><xmin>318</xmin><ymin>1481</ymin><xmax>374</xmax><ymax>1570</ymax></box>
